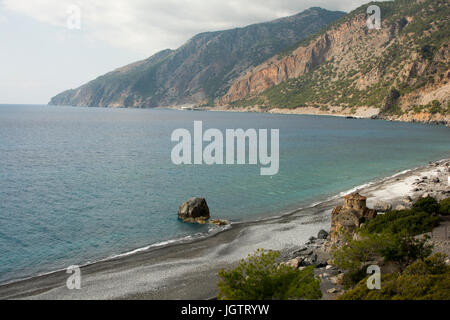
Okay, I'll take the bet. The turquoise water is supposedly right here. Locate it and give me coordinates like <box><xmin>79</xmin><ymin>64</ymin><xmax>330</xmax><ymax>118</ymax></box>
<box><xmin>0</xmin><ymin>104</ymin><xmax>449</xmax><ymax>283</ymax></box>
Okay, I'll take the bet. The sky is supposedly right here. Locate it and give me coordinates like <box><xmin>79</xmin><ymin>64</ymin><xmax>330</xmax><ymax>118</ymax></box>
<box><xmin>0</xmin><ymin>0</ymin><xmax>382</xmax><ymax>104</ymax></box>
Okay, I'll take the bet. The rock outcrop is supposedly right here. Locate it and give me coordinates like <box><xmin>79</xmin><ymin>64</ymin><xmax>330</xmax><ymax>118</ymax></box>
<box><xmin>178</xmin><ymin>197</ymin><xmax>210</xmax><ymax>223</ymax></box>
<box><xmin>330</xmin><ymin>193</ymin><xmax>377</xmax><ymax>242</ymax></box>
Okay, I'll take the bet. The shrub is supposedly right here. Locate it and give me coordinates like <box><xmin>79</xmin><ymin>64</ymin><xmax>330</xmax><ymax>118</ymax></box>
<box><xmin>339</xmin><ymin>254</ymin><xmax>450</xmax><ymax>300</ymax></box>
<box><xmin>217</xmin><ymin>249</ymin><xmax>322</xmax><ymax>300</ymax></box>
<box><xmin>332</xmin><ymin>231</ymin><xmax>434</xmax><ymax>286</ymax></box>
<box><xmin>413</xmin><ymin>196</ymin><xmax>440</xmax><ymax>214</ymax></box>
<box><xmin>332</xmin><ymin>232</ymin><xmax>389</xmax><ymax>287</ymax></box>
<box><xmin>332</xmin><ymin>232</ymin><xmax>382</xmax><ymax>272</ymax></box>
<box><xmin>379</xmin><ymin>233</ymin><xmax>433</xmax><ymax>271</ymax></box>
<box><xmin>362</xmin><ymin>208</ymin><xmax>439</xmax><ymax>235</ymax></box>
<box><xmin>439</xmin><ymin>198</ymin><xmax>450</xmax><ymax>215</ymax></box>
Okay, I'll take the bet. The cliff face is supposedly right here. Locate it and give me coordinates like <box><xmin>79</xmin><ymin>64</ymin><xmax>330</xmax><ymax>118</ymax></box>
<box><xmin>219</xmin><ymin>17</ymin><xmax>368</xmax><ymax>104</ymax></box>
<box><xmin>49</xmin><ymin>8</ymin><xmax>345</xmax><ymax>108</ymax></box>
<box><xmin>220</xmin><ymin>0</ymin><xmax>450</xmax><ymax>125</ymax></box>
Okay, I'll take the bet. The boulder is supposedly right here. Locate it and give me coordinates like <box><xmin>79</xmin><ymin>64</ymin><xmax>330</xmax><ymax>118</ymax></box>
<box><xmin>317</xmin><ymin>230</ymin><xmax>329</xmax><ymax>239</ymax></box>
<box><xmin>395</xmin><ymin>204</ymin><xmax>407</xmax><ymax>211</ymax></box>
<box><xmin>178</xmin><ymin>197</ymin><xmax>210</xmax><ymax>223</ymax></box>
<box><xmin>300</xmin><ymin>254</ymin><xmax>317</xmax><ymax>266</ymax></box>
<box><xmin>291</xmin><ymin>246</ymin><xmax>308</xmax><ymax>256</ymax></box>
<box><xmin>210</xmin><ymin>219</ymin><xmax>228</xmax><ymax>226</ymax></box>
<box><xmin>402</xmin><ymin>196</ymin><xmax>412</xmax><ymax>203</ymax></box>
<box><xmin>285</xmin><ymin>258</ymin><xmax>300</xmax><ymax>269</ymax></box>
<box><xmin>373</xmin><ymin>202</ymin><xmax>392</xmax><ymax>212</ymax></box>
<box><xmin>327</xmin><ymin>288</ymin><xmax>340</xmax><ymax>294</ymax></box>
<box><xmin>330</xmin><ymin>273</ymin><xmax>345</xmax><ymax>285</ymax></box>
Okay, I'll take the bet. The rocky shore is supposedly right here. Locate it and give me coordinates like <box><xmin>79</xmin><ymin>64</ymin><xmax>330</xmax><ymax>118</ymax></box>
<box><xmin>276</xmin><ymin>159</ymin><xmax>450</xmax><ymax>299</ymax></box>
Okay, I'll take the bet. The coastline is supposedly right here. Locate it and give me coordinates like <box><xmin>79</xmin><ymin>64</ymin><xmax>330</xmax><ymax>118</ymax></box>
<box><xmin>163</xmin><ymin>105</ymin><xmax>450</xmax><ymax>126</ymax></box>
<box><xmin>0</xmin><ymin>158</ymin><xmax>448</xmax><ymax>300</ymax></box>
<box><xmin>163</xmin><ymin>105</ymin><xmax>379</xmax><ymax>119</ymax></box>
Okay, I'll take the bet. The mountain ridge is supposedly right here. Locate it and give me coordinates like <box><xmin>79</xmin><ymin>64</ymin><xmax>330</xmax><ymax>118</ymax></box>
<box><xmin>49</xmin><ymin>7</ymin><xmax>345</xmax><ymax>108</ymax></box>
<box><xmin>217</xmin><ymin>0</ymin><xmax>450</xmax><ymax>125</ymax></box>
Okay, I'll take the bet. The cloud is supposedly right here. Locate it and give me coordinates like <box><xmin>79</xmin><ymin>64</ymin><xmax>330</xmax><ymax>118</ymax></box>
<box><xmin>2</xmin><ymin>0</ymin><xmax>378</xmax><ymax>55</ymax></box>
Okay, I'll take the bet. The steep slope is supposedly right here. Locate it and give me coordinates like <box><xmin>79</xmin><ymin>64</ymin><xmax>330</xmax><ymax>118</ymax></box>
<box><xmin>220</xmin><ymin>0</ymin><xmax>450</xmax><ymax>125</ymax></box>
<box><xmin>49</xmin><ymin>8</ymin><xmax>345</xmax><ymax>108</ymax></box>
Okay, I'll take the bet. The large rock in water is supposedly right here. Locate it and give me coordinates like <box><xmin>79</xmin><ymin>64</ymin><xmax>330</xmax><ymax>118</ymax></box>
<box><xmin>178</xmin><ymin>197</ymin><xmax>210</xmax><ymax>223</ymax></box>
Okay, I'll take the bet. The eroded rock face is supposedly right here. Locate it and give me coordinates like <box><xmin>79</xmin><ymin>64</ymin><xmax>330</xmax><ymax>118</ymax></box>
<box><xmin>330</xmin><ymin>193</ymin><xmax>377</xmax><ymax>243</ymax></box>
<box><xmin>219</xmin><ymin>16</ymin><xmax>372</xmax><ymax>104</ymax></box>
<box><xmin>178</xmin><ymin>197</ymin><xmax>210</xmax><ymax>223</ymax></box>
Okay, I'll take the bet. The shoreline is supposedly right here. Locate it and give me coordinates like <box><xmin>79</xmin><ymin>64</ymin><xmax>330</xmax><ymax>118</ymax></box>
<box><xmin>0</xmin><ymin>158</ymin><xmax>449</xmax><ymax>299</ymax></box>
<box><xmin>163</xmin><ymin>105</ymin><xmax>377</xmax><ymax>119</ymax></box>
<box><xmin>163</xmin><ymin>106</ymin><xmax>450</xmax><ymax>126</ymax></box>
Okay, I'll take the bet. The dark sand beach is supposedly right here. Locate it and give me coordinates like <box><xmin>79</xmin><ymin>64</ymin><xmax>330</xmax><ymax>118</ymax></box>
<box><xmin>0</xmin><ymin>159</ymin><xmax>448</xmax><ymax>300</ymax></box>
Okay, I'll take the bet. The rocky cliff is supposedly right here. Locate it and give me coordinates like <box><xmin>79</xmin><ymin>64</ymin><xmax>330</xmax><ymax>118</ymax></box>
<box><xmin>49</xmin><ymin>8</ymin><xmax>345</xmax><ymax>108</ymax></box>
<box><xmin>219</xmin><ymin>0</ymin><xmax>450</xmax><ymax>125</ymax></box>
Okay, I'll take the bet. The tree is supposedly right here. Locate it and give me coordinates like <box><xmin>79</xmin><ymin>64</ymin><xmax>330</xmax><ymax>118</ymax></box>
<box><xmin>217</xmin><ymin>249</ymin><xmax>322</xmax><ymax>300</ymax></box>
<box><xmin>413</xmin><ymin>196</ymin><xmax>439</xmax><ymax>214</ymax></box>
<box><xmin>439</xmin><ymin>197</ymin><xmax>450</xmax><ymax>215</ymax></box>
<box><xmin>379</xmin><ymin>232</ymin><xmax>433</xmax><ymax>271</ymax></box>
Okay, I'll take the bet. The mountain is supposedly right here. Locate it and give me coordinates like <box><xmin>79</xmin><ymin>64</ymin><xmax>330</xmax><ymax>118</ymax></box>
<box><xmin>49</xmin><ymin>8</ymin><xmax>345</xmax><ymax>108</ymax></box>
<box><xmin>219</xmin><ymin>0</ymin><xmax>449</xmax><ymax>125</ymax></box>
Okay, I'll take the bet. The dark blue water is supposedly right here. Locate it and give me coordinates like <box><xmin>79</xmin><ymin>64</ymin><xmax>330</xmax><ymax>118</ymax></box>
<box><xmin>0</xmin><ymin>104</ymin><xmax>449</xmax><ymax>283</ymax></box>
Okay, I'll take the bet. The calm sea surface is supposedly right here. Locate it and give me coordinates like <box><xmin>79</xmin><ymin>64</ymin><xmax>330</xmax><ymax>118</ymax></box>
<box><xmin>0</xmin><ymin>104</ymin><xmax>449</xmax><ymax>283</ymax></box>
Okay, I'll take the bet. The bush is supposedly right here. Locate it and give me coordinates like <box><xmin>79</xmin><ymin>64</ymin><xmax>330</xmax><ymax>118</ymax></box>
<box><xmin>439</xmin><ymin>198</ymin><xmax>450</xmax><ymax>215</ymax></box>
<box><xmin>379</xmin><ymin>233</ymin><xmax>433</xmax><ymax>271</ymax></box>
<box><xmin>339</xmin><ymin>254</ymin><xmax>450</xmax><ymax>300</ymax></box>
<box><xmin>217</xmin><ymin>249</ymin><xmax>322</xmax><ymax>300</ymax></box>
<box><xmin>332</xmin><ymin>232</ymin><xmax>382</xmax><ymax>272</ymax></box>
<box><xmin>362</xmin><ymin>208</ymin><xmax>439</xmax><ymax>235</ymax></box>
<box><xmin>413</xmin><ymin>196</ymin><xmax>440</xmax><ymax>214</ymax></box>
<box><xmin>332</xmin><ymin>231</ymin><xmax>434</xmax><ymax>286</ymax></box>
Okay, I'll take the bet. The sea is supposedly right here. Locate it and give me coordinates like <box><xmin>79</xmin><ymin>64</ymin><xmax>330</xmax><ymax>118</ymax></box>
<box><xmin>0</xmin><ymin>104</ymin><xmax>449</xmax><ymax>284</ymax></box>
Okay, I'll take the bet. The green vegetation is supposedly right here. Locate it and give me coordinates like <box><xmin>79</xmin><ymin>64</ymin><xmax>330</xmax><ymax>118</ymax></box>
<box><xmin>332</xmin><ymin>196</ymin><xmax>447</xmax><ymax>292</ymax></box>
<box><xmin>409</xmin><ymin>100</ymin><xmax>450</xmax><ymax>115</ymax></box>
<box><xmin>229</xmin><ymin>97</ymin><xmax>266</xmax><ymax>109</ymax></box>
<box><xmin>362</xmin><ymin>208</ymin><xmax>440</xmax><ymax>236</ymax></box>
<box><xmin>332</xmin><ymin>231</ymin><xmax>434</xmax><ymax>287</ymax></box>
<box><xmin>412</xmin><ymin>196</ymin><xmax>440</xmax><ymax>214</ymax></box>
<box><xmin>339</xmin><ymin>253</ymin><xmax>450</xmax><ymax>300</ymax></box>
<box><xmin>217</xmin><ymin>249</ymin><xmax>322</xmax><ymax>300</ymax></box>
<box><xmin>439</xmin><ymin>198</ymin><xmax>450</xmax><ymax>215</ymax></box>
<box><xmin>379</xmin><ymin>233</ymin><xmax>433</xmax><ymax>271</ymax></box>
